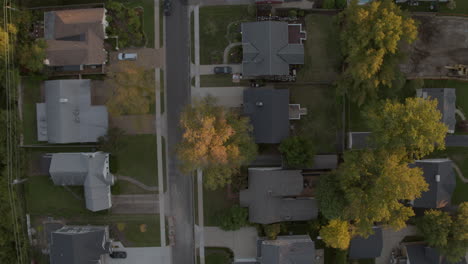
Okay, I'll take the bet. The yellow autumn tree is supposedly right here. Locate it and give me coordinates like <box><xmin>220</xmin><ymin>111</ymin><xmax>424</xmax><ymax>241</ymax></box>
<box><xmin>339</xmin><ymin>0</ymin><xmax>418</xmax><ymax>105</ymax></box>
<box><xmin>106</xmin><ymin>61</ymin><xmax>155</xmax><ymax>116</ymax></box>
<box><xmin>177</xmin><ymin>96</ymin><xmax>257</xmax><ymax>190</ymax></box>
<box><xmin>320</xmin><ymin>219</ymin><xmax>352</xmax><ymax>250</ymax></box>
<box><xmin>366</xmin><ymin>97</ymin><xmax>448</xmax><ymax>160</ymax></box>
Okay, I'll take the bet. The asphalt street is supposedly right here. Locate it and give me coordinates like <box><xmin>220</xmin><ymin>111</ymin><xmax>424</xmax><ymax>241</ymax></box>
<box><xmin>165</xmin><ymin>0</ymin><xmax>195</xmax><ymax>263</ymax></box>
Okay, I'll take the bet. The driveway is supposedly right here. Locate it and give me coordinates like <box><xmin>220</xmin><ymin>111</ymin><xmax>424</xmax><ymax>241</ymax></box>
<box><xmin>375</xmin><ymin>226</ymin><xmax>418</xmax><ymax>264</ymax></box>
<box><xmin>104</xmin><ymin>242</ymin><xmax>171</xmax><ymax>264</ymax></box>
<box><xmin>191</xmin><ymin>86</ymin><xmax>247</xmax><ymax>108</ymax></box>
<box><xmin>204</xmin><ymin>227</ymin><xmax>258</xmax><ymax>261</ymax></box>
<box><xmin>111</xmin><ymin>194</ymin><xmax>159</xmax><ymax>215</ymax></box>
<box><xmin>198</xmin><ymin>64</ymin><xmax>242</xmax><ymax>75</ymax></box>
<box><xmin>108</xmin><ymin>48</ymin><xmax>165</xmax><ymax>71</ymax></box>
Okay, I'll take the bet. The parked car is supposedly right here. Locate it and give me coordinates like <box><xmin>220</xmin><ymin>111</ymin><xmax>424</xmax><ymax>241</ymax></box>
<box><xmin>164</xmin><ymin>0</ymin><xmax>172</xmax><ymax>16</ymax></box>
<box><xmin>110</xmin><ymin>251</ymin><xmax>127</xmax><ymax>259</ymax></box>
<box><xmin>214</xmin><ymin>66</ymin><xmax>232</xmax><ymax>74</ymax></box>
<box><xmin>118</xmin><ymin>53</ymin><xmax>137</xmax><ymax>61</ymax></box>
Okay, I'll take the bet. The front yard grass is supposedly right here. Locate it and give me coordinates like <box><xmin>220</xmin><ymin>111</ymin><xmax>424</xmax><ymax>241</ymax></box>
<box><xmin>124</xmin><ymin>0</ymin><xmax>155</xmax><ymax>49</ymax></box>
<box><xmin>22</xmin><ymin>76</ymin><xmax>43</xmax><ymax>145</ymax></box>
<box><xmin>204</xmin><ymin>187</ymin><xmax>236</xmax><ymax>226</ymax></box>
<box><xmin>113</xmin><ymin>135</ymin><xmax>158</xmax><ymax>187</ymax></box>
<box><xmin>206</xmin><ymin>247</ymin><xmax>233</xmax><ymax>264</ymax></box>
<box><xmin>296</xmin><ymin>14</ymin><xmax>342</xmax><ymax>83</ymax></box>
<box><xmin>199</xmin><ymin>5</ymin><xmax>254</xmax><ymax>65</ymax></box>
<box><xmin>200</xmin><ymin>74</ymin><xmax>249</xmax><ymax>87</ymax></box>
<box><xmin>288</xmin><ymin>84</ymin><xmax>342</xmax><ymax>153</ymax></box>
<box><xmin>120</xmin><ymin>218</ymin><xmax>161</xmax><ymax>247</ymax></box>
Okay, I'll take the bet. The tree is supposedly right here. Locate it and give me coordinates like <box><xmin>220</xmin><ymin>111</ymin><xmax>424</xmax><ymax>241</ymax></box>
<box><xmin>279</xmin><ymin>136</ymin><xmax>315</xmax><ymax>169</ymax></box>
<box><xmin>97</xmin><ymin>127</ymin><xmax>127</xmax><ymax>154</ymax></box>
<box><xmin>320</xmin><ymin>219</ymin><xmax>351</xmax><ymax>250</ymax></box>
<box><xmin>316</xmin><ymin>173</ymin><xmax>346</xmax><ymax>220</ymax></box>
<box><xmin>218</xmin><ymin>205</ymin><xmax>249</xmax><ymax>231</ymax></box>
<box><xmin>336</xmin><ymin>149</ymin><xmax>428</xmax><ymax>236</ymax></box>
<box><xmin>177</xmin><ymin>96</ymin><xmax>257</xmax><ymax>190</ymax></box>
<box><xmin>106</xmin><ymin>61</ymin><xmax>155</xmax><ymax>116</ymax></box>
<box><xmin>264</xmin><ymin>224</ymin><xmax>281</xmax><ymax>240</ymax></box>
<box><xmin>417</xmin><ymin>210</ymin><xmax>452</xmax><ymax>248</ymax></box>
<box><xmin>338</xmin><ymin>0</ymin><xmax>417</xmax><ymax>105</ymax></box>
<box><xmin>17</xmin><ymin>39</ymin><xmax>46</xmax><ymax>73</ymax></box>
<box><xmin>323</xmin><ymin>0</ymin><xmax>336</xmax><ymax>9</ymax></box>
<box><xmin>366</xmin><ymin>98</ymin><xmax>448</xmax><ymax>160</ymax></box>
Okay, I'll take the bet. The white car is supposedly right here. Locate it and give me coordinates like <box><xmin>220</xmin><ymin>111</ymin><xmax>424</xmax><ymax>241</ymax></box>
<box><xmin>118</xmin><ymin>53</ymin><xmax>137</xmax><ymax>61</ymax></box>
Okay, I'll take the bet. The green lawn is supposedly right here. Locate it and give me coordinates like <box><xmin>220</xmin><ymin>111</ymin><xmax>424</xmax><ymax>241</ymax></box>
<box><xmin>121</xmin><ymin>218</ymin><xmax>161</xmax><ymax>247</ymax></box>
<box><xmin>200</xmin><ymin>74</ymin><xmax>249</xmax><ymax>87</ymax></box>
<box><xmin>114</xmin><ymin>135</ymin><xmax>158</xmax><ymax>186</ymax></box>
<box><xmin>22</xmin><ymin>76</ymin><xmax>43</xmax><ymax>145</ymax></box>
<box><xmin>296</xmin><ymin>14</ymin><xmax>342</xmax><ymax>83</ymax></box>
<box><xmin>288</xmin><ymin>84</ymin><xmax>342</xmax><ymax>153</ymax></box>
<box><xmin>204</xmin><ymin>187</ymin><xmax>236</xmax><ymax>226</ymax></box>
<box><xmin>205</xmin><ymin>248</ymin><xmax>233</xmax><ymax>264</ymax></box>
<box><xmin>324</xmin><ymin>248</ymin><xmax>347</xmax><ymax>264</ymax></box>
<box><xmin>199</xmin><ymin>5</ymin><xmax>254</xmax><ymax>65</ymax></box>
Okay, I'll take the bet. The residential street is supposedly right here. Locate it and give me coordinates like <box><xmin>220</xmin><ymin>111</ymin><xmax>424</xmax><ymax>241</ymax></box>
<box><xmin>165</xmin><ymin>0</ymin><xmax>195</xmax><ymax>263</ymax></box>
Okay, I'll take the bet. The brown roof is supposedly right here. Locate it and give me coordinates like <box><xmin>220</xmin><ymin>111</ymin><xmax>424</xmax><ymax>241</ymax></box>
<box><xmin>45</xmin><ymin>8</ymin><xmax>106</xmax><ymax>66</ymax></box>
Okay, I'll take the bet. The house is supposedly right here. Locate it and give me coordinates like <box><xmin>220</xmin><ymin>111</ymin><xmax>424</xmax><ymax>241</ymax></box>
<box><xmin>256</xmin><ymin>235</ymin><xmax>315</xmax><ymax>264</ymax></box>
<box><xmin>241</xmin><ymin>21</ymin><xmax>305</xmax><ymax>77</ymax></box>
<box><xmin>417</xmin><ymin>88</ymin><xmax>456</xmax><ymax>133</ymax></box>
<box><xmin>44</xmin><ymin>8</ymin><xmax>107</xmax><ymax>73</ymax></box>
<box><xmin>243</xmin><ymin>88</ymin><xmax>289</xmax><ymax>144</ymax></box>
<box><xmin>349</xmin><ymin>227</ymin><xmax>383</xmax><ymax>259</ymax></box>
<box><xmin>50</xmin><ymin>225</ymin><xmax>111</xmax><ymax>264</ymax></box>
<box><xmin>410</xmin><ymin>159</ymin><xmax>456</xmax><ymax>209</ymax></box>
<box><xmin>240</xmin><ymin>168</ymin><xmax>318</xmax><ymax>224</ymax></box>
<box><xmin>404</xmin><ymin>243</ymin><xmax>467</xmax><ymax>264</ymax></box>
<box><xmin>36</xmin><ymin>79</ymin><xmax>108</xmax><ymax>143</ymax></box>
<box><xmin>48</xmin><ymin>152</ymin><xmax>114</xmax><ymax>212</ymax></box>
<box><xmin>347</xmin><ymin>132</ymin><xmax>372</xmax><ymax>149</ymax></box>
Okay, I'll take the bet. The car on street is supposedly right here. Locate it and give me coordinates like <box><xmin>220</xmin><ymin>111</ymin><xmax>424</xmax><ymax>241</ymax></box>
<box><xmin>118</xmin><ymin>53</ymin><xmax>137</xmax><ymax>61</ymax></box>
<box><xmin>164</xmin><ymin>0</ymin><xmax>172</xmax><ymax>16</ymax></box>
<box><xmin>214</xmin><ymin>66</ymin><xmax>232</xmax><ymax>74</ymax></box>
<box><xmin>110</xmin><ymin>251</ymin><xmax>127</xmax><ymax>259</ymax></box>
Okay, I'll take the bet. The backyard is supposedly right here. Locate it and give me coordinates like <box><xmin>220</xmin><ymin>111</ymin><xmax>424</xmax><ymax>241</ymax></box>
<box><xmin>288</xmin><ymin>84</ymin><xmax>342</xmax><ymax>153</ymax></box>
<box><xmin>199</xmin><ymin>5</ymin><xmax>255</xmax><ymax>64</ymax></box>
<box><xmin>22</xmin><ymin>76</ymin><xmax>43</xmax><ymax>145</ymax></box>
<box><xmin>296</xmin><ymin>14</ymin><xmax>342</xmax><ymax>83</ymax></box>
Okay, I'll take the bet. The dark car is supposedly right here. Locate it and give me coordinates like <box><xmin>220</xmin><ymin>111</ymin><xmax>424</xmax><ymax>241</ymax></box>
<box><xmin>110</xmin><ymin>251</ymin><xmax>127</xmax><ymax>259</ymax></box>
<box><xmin>214</xmin><ymin>66</ymin><xmax>232</xmax><ymax>74</ymax></box>
<box><xmin>163</xmin><ymin>0</ymin><xmax>172</xmax><ymax>16</ymax></box>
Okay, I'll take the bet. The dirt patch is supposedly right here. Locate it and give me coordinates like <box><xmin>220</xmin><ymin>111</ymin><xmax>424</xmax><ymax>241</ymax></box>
<box><xmin>400</xmin><ymin>16</ymin><xmax>468</xmax><ymax>78</ymax></box>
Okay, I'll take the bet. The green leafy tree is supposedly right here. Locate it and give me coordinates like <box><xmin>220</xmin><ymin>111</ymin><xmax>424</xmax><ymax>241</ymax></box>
<box><xmin>279</xmin><ymin>136</ymin><xmax>315</xmax><ymax>169</ymax></box>
<box><xmin>320</xmin><ymin>219</ymin><xmax>351</xmax><ymax>250</ymax></box>
<box><xmin>219</xmin><ymin>205</ymin><xmax>249</xmax><ymax>231</ymax></box>
<box><xmin>264</xmin><ymin>224</ymin><xmax>281</xmax><ymax>240</ymax></box>
<box><xmin>336</xmin><ymin>149</ymin><xmax>428</xmax><ymax>236</ymax></box>
<box><xmin>338</xmin><ymin>0</ymin><xmax>417</xmax><ymax>105</ymax></box>
<box><xmin>178</xmin><ymin>96</ymin><xmax>257</xmax><ymax>190</ymax></box>
<box><xmin>366</xmin><ymin>98</ymin><xmax>448</xmax><ymax>160</ymax></box>
<box><xmin>97</xmin><ymin>127</ymin><xmax>127</xmax><ymax>154</ymax></box>
<box><xmin>417</xmin><ymin>210</ymin><xmax>452</xmax><ymax>247</ymax></box>
<box><xmin>323</xmin><ymin>0</ymin><xmax>336</xmax><ymax>9</ymax></box>
<box><xmin>17</xmin><ymin>39</ymin><xmax>46</xmax><ymax>73</ymax></box>
<box><xmin>316</xmin><ymin>172</ymin><xmax>346</xmax><ymax>220</ymax></box>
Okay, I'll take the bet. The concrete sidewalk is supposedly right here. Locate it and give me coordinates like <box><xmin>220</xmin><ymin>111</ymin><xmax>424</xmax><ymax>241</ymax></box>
<box><xmin>204</xmin><ymin>227</ymin><xmax>258</xmax><ymax>260</ymax></box>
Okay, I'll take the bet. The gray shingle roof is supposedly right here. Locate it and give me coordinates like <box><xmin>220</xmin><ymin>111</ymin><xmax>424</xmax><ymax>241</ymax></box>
<box><xmin>50</xmin><ymin>225</ymin><xmax>110</xmax><ymax>264</ymax></box>
<box><xmin>258</xmin><ymin>235</ymin><xmax>315</xmax><ymax>264</ymax></box>
<box><xmin>37</xmin><ymin>79</ymin><xmax>108</xmax><ymax>143</ymax></box>
<box><xmin>49</xmin><ymin>152</ymin><xmax>114</xmax><ymax>212</ymax></box>
<box><xmin>411</xmin><ymin>159</ymin><xmax>456</xmax><ymax>209</ymax></box>
<box><xmin>240</xmin><ymin>168</ymin><xmax>318</xmax><ymax>224</ymax></box>
<box><xmin>241</xmin><ymin>21</ymin><xmax>304</xmax><ymax>76</ymax></box>
<box><xmin>349</xmin><ymin>227</ymin><xmax>383</xmax><ymax>259</ymax></box>
<box><xmin>406</xmin><ymin>244</ymin><xmax>467</xmax><ymax>264</ymax></box>
<box><xmin>243</xmin><ymin>88</ymin><xmax>290</xmax><ymax>144</ymax></box>
<box><xmin>417</xmin><ymin>88</ymin><xmax>456</xmax><ymax>133</ymax></box>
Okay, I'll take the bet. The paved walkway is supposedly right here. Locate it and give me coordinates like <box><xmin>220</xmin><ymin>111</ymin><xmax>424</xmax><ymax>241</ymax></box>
<box><xmin>455</xmin><ymin>109</ymin><xmax>466</xmax><ymax>120</ymax></box>
<box><xmin>116</xmin><ymin>175</ymin><xmax>159</xmax><ymax>191</ymax></box>
<box><xmin>191</xmin><ymin>86</ymin><xmax>247</xmax><ymax>107</ymax></box>
<box><xmin>111</xmin><ymin>194</ymin><xmax>159</xmax><ymax>215</ymax></box>
<box><xmin>104</xmin><ymin>242</ymin><xmax>171</xmax><ymax>264</ymax></box>
<box><xmin>204</xmin><ymin>227</ymin><xmax>258</xmax><ymax>260</ymax></box>
<box><xmin>452</xmin><ymin>162</ymin><xmax>468</xmax><ymax>183</ymax></box>
<box><xmin>223</xmin><ymin>42</ymin><xmax>242</xmax><ymax>64</ymax></box>
<box><xmin>376</xmin><ymin>226</ymin><xmax>418</xmax><ymax>264</ymax></box>
<box><xmin>445</xmin><ymin>135</ymin><xmax>468</xmax><ymax>147</ymax></box>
